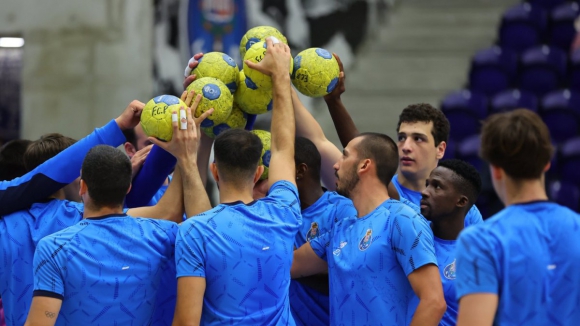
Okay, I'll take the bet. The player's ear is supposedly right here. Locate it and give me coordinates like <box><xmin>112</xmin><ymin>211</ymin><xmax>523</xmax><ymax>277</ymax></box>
<box><xmin>124</xmin><ymin>142</ymin><xmax>136</xmax><ymax>156</ymax></box>
<box><xmin>210</xmin><ymin>163</ymin><xmax>219</xmax><ymax>182</ymax></box>
<box><xmin>126</xmin><ymin>183</ymin><xmax>132</xmax><ymax>195</ymax></box>
<box><xmin>79</xmin><ymin>179</ymin><xmax>88</xmax><ymax>197</ymax></box>
<box><xmin>543</xmin><ymin>161</ymin><xmax>551</xmax><ymax>173</ymax></box>
<box><xmin>254</xmin><ymin>165</ymin><xmax>265</xmax><ymax>184</ymax></box>
<box><xmin>296</xmin><ymin>163</ymin><xmax>307</xmax><ymax>180</ymax></box>
<box><xmin>456</xmin><ymin>195</ymin><xmax>469</xmax><ymax>208</ymax></box>
<box><xmin>490</xmin><ymin>164</ymin><xmax>503</xmax><ymax>181</ymax></box>
<box><xmin>436</xmin><ymin>141</ymin><xmax>446</xmax><ymax>160</ymax></box>
<box><xmin>359</xmin><ymin>159</ymin><xmax>371</xmax><ymax>173</ymax></box>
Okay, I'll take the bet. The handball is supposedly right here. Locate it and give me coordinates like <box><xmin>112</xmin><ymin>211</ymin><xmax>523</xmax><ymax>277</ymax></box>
<box><xmin>201</xmin><ymin>103</ymin><xmax>248</xmax><ymax>138</ymax></box>
<box><xmin>292</xmin><ymin>48</ymin><xmax>340</xmax><ymax>97</ymax></box>
<box><xmin>239</xmin><ymin>25</ymin><xmax>288</xmax><ymax>59</ymax></box>
<box><xmin>234</xmin><ymin>71</ymin><xmax>273</xmax><ymax>115</ymax></box>
<box><xmin>191</xmin><ymin>52</ymin><xmax>239</xmax><ymax>94</ymax></box>
<box><xmin>140</xmin><ymin>95</ymin><xmax>187</xmax><ymax>141</ymax></box>
<box><xmin>251</xmin><ymin>129</ymin><xmax>271</xmax><ymax>180</ymax></box>
<box><xmin>242</xmin><ymin>40</ymin><xmax>293</xmax><ymax>90</ymax></box>
<box><xmin>186</xmin><ymin>77</ymin><xmax>233</xmax><ymax>128</ymax></box>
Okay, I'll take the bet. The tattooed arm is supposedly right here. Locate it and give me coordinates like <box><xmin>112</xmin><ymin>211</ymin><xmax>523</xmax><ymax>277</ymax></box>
<box><xmin>24</xmin><ymin>297</ymin><xmax>62</xmax><ymax>326</ymax></box>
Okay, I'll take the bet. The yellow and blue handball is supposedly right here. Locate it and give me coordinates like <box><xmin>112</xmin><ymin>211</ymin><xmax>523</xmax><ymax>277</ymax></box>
<box><xmin>251</xmin><ymin>129</ymin><xmax>271</xmax><ymax>180</ymax></box>
<box><xmin>239</xmin><ymin>25</ymin><xmax>288</xmax><ymax>59</ymax></box>
<box><xmin>292</xmin><ymin>48</ymin><xmax>340</xmax><ymax>97</ymax></box>
<box><xmin>140</xmin><ymin>95</ymin><xmax>187</xmax><ymax>141</ymax></box>
<box><xmin>191</xmin><ymin>52</ymin><xmax>239</xmax><ymax>94</ymax></box>
<box><xmin>242</xmin><ymin>40</ymin><xmax>293</xmax><ymax>90</ymax></box>
<box><xmin>201</xmin><ymin>102</ymin><xmax>248</xmax><ymax>138</ymax></box>
<box><xmin>234</xmin><ymin>71</ymin><xmax>273</xmax><ymax>115</ymax></box>
<box><xmin>186</xmin><ymin>77</ymin><xmax>233</xmax><ymax>128</ymax></box>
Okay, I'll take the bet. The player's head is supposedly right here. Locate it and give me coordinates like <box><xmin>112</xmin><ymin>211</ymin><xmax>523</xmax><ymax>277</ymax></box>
<box><xmin>23</xmin><ymin>133</ymin><xmax>80</xmax><ymax>201</ymax></box>
<box><xmin>123</xmin><ymin>124</ymin><xmax>151</xmax><ymax>157</ymax></box>
<box><xmin>396</xmin><ymin>103</ymin><xmax>449</xmax><ymax>180</ymax></box>
<box><xmin>480</xmin><ymin>109</ymin><xmax>553</xmax><ymax>202</ymax></box>
<box><xmin>420</xmin><ymin>159</ymin><xmax>482</xmax><ymax>222</ymax></box>
<box><xmin>295</xmin><ymin>136</ymin><xmax>321</xmax><ymax>191</ymax></box>
<box><xmin>0</xmin><ymin>139</ymin><xmax>32</xmax><ymax>181</ymax></box>
<box><xmin>212</xmin><ymin>129</ymin><xmax>264</xmax><ymax>190</ymax></box>
<box><xmin>334</xmin><ymin>132</ymin><xmax>398</xmax><ymax>199</ymax></box>
<box><xmin>80</xmin><ymin>145</ymin><xmax>132</xmax><ymax>210</ymax></box>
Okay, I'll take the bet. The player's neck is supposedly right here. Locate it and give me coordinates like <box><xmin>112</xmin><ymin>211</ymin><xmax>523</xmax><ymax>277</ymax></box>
<box><xmin>351</xmin><ymin>180</ymin><xmax>390</xmax><ymax>217</ymax></box>
<box><xmin>503</xmin><ymin>177</ymin><xmax>548</xmax><ymax>206</ymax></box>
<box><xmin>397</xmin><ymin>172</ymin><xmax>427</xmax><ymax>192</ymax></box>
<box><xmin>431</xmin><ymin>212</ymin><xmax>464</xmax><ymax>240</ymax></box>
<box><xmin>49</xmin><ymin>189</ymin><xmax>66</xmax><ymax>200</ymax></box>
<box><xmin>219</xmin><ymin>184</ymin><xmax>255</xmax><ymax>204</ymax></box>
<box><xmin>83</xmin><ymin>203</ymin><xmax>125</xmax><ymax>219</ymax></box>
<box><xmin>299</xmin><ymin>181</ymin><xmax>324</xmax><ymax>210</ymax></box>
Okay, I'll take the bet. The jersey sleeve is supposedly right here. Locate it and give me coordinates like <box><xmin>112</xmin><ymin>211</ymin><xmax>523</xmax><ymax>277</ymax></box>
<box><xmin>124</xmin><ymin>145</ymin><xmax>176</xmax><ymax>208</ymax></box>
<box><xmin>32</xmin><ymin>238</ymin><xmax>65</xmax><ymax>300</ymax></box>
<box><xmin>266</xmin><ymin>181</ymin><xmax>302</xmax><ymax>226</ymax></box>
<box><xmin>175</xmin><ymin>221</ymin><xmax>206</xmax><ymax>278</ymax></box>
<box><xmin>309</xmin><ymin>230</ymin><xmax>332</xmax><ymax>262</ymax></box>
<box><xmin>392</xmin><ymin>212</ymin><xmax>437</xmax><ymax>276</ymax></box>
<box><xmin>0</xmin><ymin>120</ymin><xmax>125</xmax><ymax>216</ymax></box>
<box><xmin>464</xmin><ymin>205</ymin><xmax>484</xmax><ymax>227</ymax></box>
<box><xmin>455</xmin><ymin>227</ymin><xmax>500</xmax><ymax>299</ymax></box>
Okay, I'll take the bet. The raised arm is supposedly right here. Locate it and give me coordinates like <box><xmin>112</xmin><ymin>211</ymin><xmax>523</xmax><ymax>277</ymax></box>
<box><xmin>292</xmin><ymin>88</ymin><xmax>341</xmax><ymax>190</ymax></box>
<box><xmin>246</xmin><ymin>37</ymin><xmax>295</xmax><ymax>188</ymax></box>
<box><xmin>323</xmin><ymin>54</ymin><xmax>359</xmax><ymax>147</ymax></box>
<box><xmin>0</xmin><ymin>101</ymin><xmax>144</xmax><ymax>216</ymax></box>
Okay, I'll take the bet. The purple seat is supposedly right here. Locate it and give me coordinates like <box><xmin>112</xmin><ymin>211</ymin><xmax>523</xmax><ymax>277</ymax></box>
<box><xmin>444</xmin><ymin>138</ymin><xmax>457</xmax><ymax>160</ymax></box>
<box><xmin>548</xmin><ymin>180</ymin><xmax>580</xmax><ymax>211</ymax></box>
<box><xmin>441</xmin><ymin>90</ymin><xmax>487</xmax><ymax>141</ymax></box>
<box><xmin>542</xmin><ymin>89</ymin><xmax>580</xmax><ymax>112</ymax></box>
<box><xmin>500</xmin><ymin>3</ymin><xmax>548</xmax><ymax>53</ymax></box>
<box><xmin>469</xmin><ymin>46</ymin><xmax>518</xmax><ymax>95</ymax></box>
<box><xmin>540</xmin><ymin>91</ymin><xmax>580</xmax><ymax>143</ymax></box>
<box><xmin>491</xmin><ymin>89</ymin><xmax>539</xmax><ymax>113</ymax></box>
<box><xmin>456</xmin><ymin>135</ymin><xmax>483</xmax><ymax>171</ymax></box>
<box><xmin>560</xmin><ymin>137</ymin><xmax>580</xmax><ymax>184</ymax></box>
<box><xmin>549</xmin><ymin>2</ymin><xmax>580</xmax><ymax>50</ymax></box>
<box><xmin>527</xmin><ymin>0</ymin><xmax>567</xmax><ymax>11</ymax></box>
<box><xmin>569</xmin><ymin>49</ymin><xmax>580</xmax><ymax>91</ymax></box>
<box><xmin>518</xmin><ymin>45</ymin><xmax>567</xmax><ymax>96</ymax></box>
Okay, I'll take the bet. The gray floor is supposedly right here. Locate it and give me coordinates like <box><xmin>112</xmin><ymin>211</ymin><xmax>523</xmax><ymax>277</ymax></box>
<box><xmin>312</xmin><ymin>0</ymin><xmax>519</xmax><ymax>146</ymax></box>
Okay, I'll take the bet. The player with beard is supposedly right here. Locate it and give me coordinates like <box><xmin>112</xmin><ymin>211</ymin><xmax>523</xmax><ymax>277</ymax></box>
<box><xmin>291</xmin><ymin>132</ymin><xmax>446</xmax><ymax>325</ymax></box>
<box><xmin>417</xmin><ymin>159</ymin><xmax>481</xmax><ymax>326</ymax></box>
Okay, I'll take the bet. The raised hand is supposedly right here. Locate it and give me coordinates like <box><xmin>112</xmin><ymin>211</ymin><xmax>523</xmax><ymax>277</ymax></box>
<box><xmin>324</xmin><ymin>53</ymin><xmax>345</xmax><ymax>102</ymax></box>
<box><xmin>183</xmin><ymin>53</ymin><xmax>204</xmax><ymax>90</ymax></box>
<box><xmin>130</xmin><ymin>144</ymin><xmax>152</xmax><ymax>179</ymax></box>
<box><xmin>115</xmin><ymin>100</ymin><xmax>145</xmax><ymax>130</ymax></box>
<box><xmin>244</xmin><ymin>37</ymin><xmax>291</xmax><ymax>77</ymax></box>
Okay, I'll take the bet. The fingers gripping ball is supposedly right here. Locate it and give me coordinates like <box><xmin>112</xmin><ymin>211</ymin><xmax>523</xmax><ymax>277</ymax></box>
<box><xmin>140</xmin><ymin>95</ymin><xmax>187</xmax><ymax>141</ymax></box>
<box><xmin>202</xmin><ymin>103</ymin><xmax>248</xmax><ymax>138</ymax></box>
<box><xmin>239</xmin><ymin>25</ymin><xmax>288</xmax><ymax>59</ymax></box>
<box><xmin>186</xmin><ymin>77</ymin><xmax>234</xmax><ymax>128</ymax></box>
<box><xmin>242</xmin><ymin>41</ymin><xmax>293</xmax><ymax>90</ymax></box>
<box><xmin>251</xmin><ymin>130</ymin><xmax>271</xmax><ymax>180</ymax></box>
<box><xmin>191</xmin><ymin>52</ymin><xmax>239</xmax><ymax>94</ymax></box>
<box><xmin>292</xmin><ymin>48</ymin><xmax>340</xmax><ymax>98</ymax></box>
<box><xmin>234</xmin><ymin>71</ymin><xmax>273</xmax><ymax>115</ymax></box>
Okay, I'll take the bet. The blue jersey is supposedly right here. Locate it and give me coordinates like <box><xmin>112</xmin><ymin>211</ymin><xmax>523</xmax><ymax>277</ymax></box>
<box><xmin>434</xmin><ymin>237</ymin><xmax>457</xmax><ymax>326</ymax></box>
<box><xmin>290</xmin><ymin>191</ymin><xmax>357</xmax><ymax>326</ymax></box>
<box><xmin>392</xmin><ymin>174</ymin><xmax>483</xmax><ymax>227</ymax></box>
<box><xmin>0</xmin><ymin>120</ymin><xmax>124</xmax><ymax>216</ymax></box>
<box><xmin>310</xmin><ymin>199</ymin><xmax>437</xmax><ymax>325</ymax></box>
<box><xmin>0</xmin><ymin>199</ymin><xmax>83</xmax><ymax>325</ymax></box>
<box><xmin>32</xmin><ymin>214</ymin><xmax>178</xmax><ymax>325</ymax></box>
<box><xmin>456</xmin><ymin>201</ymin><xmax>580</xmax><ymax>325</ymax></box>
<box><xmin>175</xmin><ymin>181</ymin><xmax>302</xmax><ymax>325</ymax></box>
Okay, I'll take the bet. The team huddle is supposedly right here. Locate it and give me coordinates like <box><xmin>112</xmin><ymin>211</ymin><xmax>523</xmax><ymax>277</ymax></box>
<box><xmin>1</xmin><ymin>34</ymin><xmax>580</xmax><ymax>326</ymax></box>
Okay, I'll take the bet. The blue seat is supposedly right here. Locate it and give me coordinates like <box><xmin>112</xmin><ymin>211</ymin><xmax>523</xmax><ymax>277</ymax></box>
<box><xmin>518</xmin><ymin>45</ymin><xmax>567</xmax><ymax>96</ymax></box>
<box><xmin>499</xmin><ymin>3</ymin><xmax>548</xmax><ymax>53</ymax></box>
<box><xmin>441</xmin><ymin>90</ymin><xmax>487</xmax><ymax>140</ymax></box>
<box><xmin>491</xmin><ymin>89</ymin><xmax>539</xmax><ymax>113</ymax></box>
<box><xmin>469</xmin><ymin>46</ymin><xmax>518</xmax><ymax>95</ymax></box>
<box><xmin>549</xmin><ymin>2</ymin><xmax>580</xmax><ymax>50</ymax></box>
<box><xmin>548</xmin><ymin>180</ymin><xmax>580</xmax><ymax>211</ymax></box>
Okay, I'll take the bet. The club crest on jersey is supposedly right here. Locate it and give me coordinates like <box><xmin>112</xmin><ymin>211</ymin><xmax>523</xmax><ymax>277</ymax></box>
<box><xmin>306</xmin><ymin>222</ymin><xmax>319</xmax><ymax>242</ymax></box>
<box><xmin>358</xmin><ymin>229</ymin><xmax>373</xmax><ymax>251</ymax></box>
<box><xmin>444</xmin><ymin>259</ymin><xmax>456</xmax><ymax>280</ymax></box>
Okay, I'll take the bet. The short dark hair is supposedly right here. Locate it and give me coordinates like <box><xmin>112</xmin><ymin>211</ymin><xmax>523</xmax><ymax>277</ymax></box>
<box><xmin>295</xmin><ymin>137</ymin><xmax>321</xmax><ymax>181</ymax></box>
<box><xmin>23</xmin><ymin>133</ymin><xmax>76</xmax><ymax>172</ymax></box>
<box><xmin>81</xmin><ymin>145</ymin><xmax>132</xmax><ymax>208</ymax></box>
<box><xmin>397</xmin><ymin>103</ymin><xmax>450</xmax><ymax>146</ymax></box>
<box><xmin>0</xmin><ymin>139</ymin><xmax>32</xmax><ymax>180</ymax></box>
<box><xmin>214</xmin><ymin>129</ymin><xmax>263</xmax><ymax>183</ymax></box>
<box><xmin>438</xmin><ymin>159</ymin><xmax>482</xmax><ymax>206</ymax></box>
<box><xmin>355</xmin><ymin>132</ymin><xmax>399</xmax><ymax>187</ymax></box>
<box><xmin>480</xmin><ymin>109</ymin><xmax>553</xmax><ymax>180</ymax></box>
<box><xmin>122</xmin><ymin>128</ymin><xmax>137</xmax><ymax>148</ymax></box>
